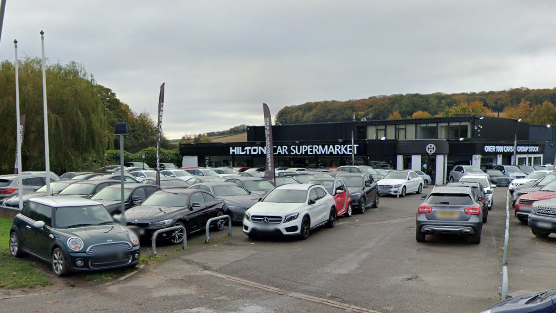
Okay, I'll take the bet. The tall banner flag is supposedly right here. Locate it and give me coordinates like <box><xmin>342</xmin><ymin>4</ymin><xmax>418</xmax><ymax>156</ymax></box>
<box><xmin>263</xmin><ymin>103</ymin><xmax>275</xmax><ymax>186</ymax></box>
<box><xmin>351</xmin><ymin>130</ymin><xmax>355</xmax><ymax>166</ymax></box>
<box><xmin>155</xmin><ymin>83</ymin><xmax>165</xmax><ymax>187</ymax></box>
<box><xmin>13</xmin><ymin>114</ymin><xmax>25</xmax><ymax>173</ymax></box>
<box><xmin>14</xmin><ymin>39</ymin><xmax>24</xmax><ymax>210</ymax></box>
<box><xmin>512</xmin><ymin>133</ymin><xmax>517</xmax><ymax>165</ymax></box>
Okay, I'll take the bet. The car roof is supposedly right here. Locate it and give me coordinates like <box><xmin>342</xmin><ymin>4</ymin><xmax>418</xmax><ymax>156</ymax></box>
<box><xmin>227</xmin><ymin>177</ymin><xmax>266</xmax><ymax>181</ymax></box>
<box><xmin>430</xmin><ymin>186</ymin><xmax>472</xmax><ymax>194</ymax></box>
<box><xmin>156</xmin><ymin>189</ymin><xmax>199</xmax><ymax>195</ymax></box>
<box><xmin>307</xmin><ymin>178</ymin><xmax>337</xmax><ymax>182</ymax></box>
<box><xmin>195</xmin><ymin>182</ymin><xmax>238</xmax><ymax>187</ymax></box>
<box><xmin>30</xmin><ymin>196</ymin><xmax>102</xmax><ymax>207</ymax></box>
<box><xmin>70</xmin><ymin>179</ymin><xmax>119</xmax><ymax>185</ymax></box>
<box><xmin>276</xmin><ymin>183</ymin><xmax>316</xmax><ymax>191</ymax></box>
<box><xmin>335</xmin><ymin>173</ymin><xmax>366</xmax><ymax>177</ymax></box>
<box><xmin>448</xmin><ymin>182</ymin><xmax>482</xmax><ymax>188</ymax></box>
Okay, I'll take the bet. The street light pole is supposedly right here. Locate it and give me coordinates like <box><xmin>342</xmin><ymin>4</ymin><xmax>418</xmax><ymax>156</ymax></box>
<box><xmin>512</xmin><ymin>118</ymin><xmax>521</xmax><ymax>166</ymax></box>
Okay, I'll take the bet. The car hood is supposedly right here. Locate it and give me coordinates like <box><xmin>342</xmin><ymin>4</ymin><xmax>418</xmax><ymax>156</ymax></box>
<box><xmin>347</xmin><ymin>186</ymin><xmax>365</xmax><ymax>194</ymax></box>
<box><xmin>520</xmin><ymin>191</ymin><xmax>556</xmax><ymax>201</ymax></box>
<box><xmin>484</xmin><ymin>290</ymin><xmax>555</xmax><ymax>311</ymax></box>
<box><xmin>247</xmin><ymin>202</ymin><xmax>305</xmax><ymax>216</ymax></box>
<box><xmin>511</xmin><ymin>178</ymin><xmax>536</xmax><ymax>185</ymax></box>
<box><xmin>59</xmin><ymin>224</ymin><xmax>131</xmax><ymax>244</ymax></box>
<box><xmin>378</xmin><ymin>179</ymin><xmax>407</xmax><ymax>185</ymax></box>
<box><xmin>218</xmin><ymin>195</ymin><xmax>259</xmax><ymax>208</ymax></box>
<box><xmin>125</xmin><ymin>205</ymin><xmax>183</xmax><ymax>221</ymax></box>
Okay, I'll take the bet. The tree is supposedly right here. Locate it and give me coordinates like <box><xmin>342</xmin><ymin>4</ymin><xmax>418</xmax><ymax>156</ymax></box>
<box><xmin>411</xmin><ymin>111</ymin><xmax>432</xmax><ymax>119</ymax></box>
<box><xmin>387</xmin><ymin>111</ymin><xmax>402</xmax><ymax>120</ymax></box>
<box><xmin>530</xmin><ymin>101</ymin><xmax>556</xmax><ymax>125</ymax></box>
<box><xmin>503</xmin><ymin>100</ymin><xmax>533</xmax><ymax>121</ymax></box>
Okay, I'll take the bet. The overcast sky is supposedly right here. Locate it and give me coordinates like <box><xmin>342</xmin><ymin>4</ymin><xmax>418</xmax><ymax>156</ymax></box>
<box><xmin>2</xmin><ymin>1</ymin><xmax>556</xmax><ymax>139</ymax></box>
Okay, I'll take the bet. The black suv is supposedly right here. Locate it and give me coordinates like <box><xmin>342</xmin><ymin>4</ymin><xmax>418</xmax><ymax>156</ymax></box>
<box><xmin>335</xmin><ymin>173</ymin><xmax>378</xmax><ymax>214</ymax></box>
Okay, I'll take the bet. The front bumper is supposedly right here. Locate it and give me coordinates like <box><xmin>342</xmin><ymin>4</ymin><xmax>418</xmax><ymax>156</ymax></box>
<box><xmin>378</xmin><ymin>185</ymin><xmax>402</xmax><ymax>196</ymax></box>
<box><xmin>515</xmin><ymin>203</ymin><xmax>532</xmax><ymax>221</ymax></box>
<box><xmin>66</xmin><ymin>246</ymin><xmax>140</xmax><ymax>272</ymax></box>
<box><xmin>243</xmin><ymin>217</ymin><xmax>300</xmax><ymax>236</ymax></box>
<box><xmin>528</xmin><ymin>214</ymin><xmax>556</xmax><ymax>232</ymax></box>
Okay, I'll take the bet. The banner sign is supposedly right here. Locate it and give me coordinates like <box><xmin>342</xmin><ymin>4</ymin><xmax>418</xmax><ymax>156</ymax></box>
<box><xmin>14</xmin><ymin>114</ymin><xmax>25</xmax><ymax>174</ymax></box>
<box><xmin>230</xmin><ymin>144</ymin><xmax>360</xmax><ymax>156</ymax></box>
<box><xmin>155</xmin><ymin>83</ymin><xmax>165</xmax><ymax>186</ymax></box>
<box><xmin>263</xmin><ymin>103</ymin><xmax>275</xmax><ymax>186</ymax></box>
<box><xmin>483</xmin><ymin>145</ymin><xmax>540</xmax><ymax>153</ymax></box>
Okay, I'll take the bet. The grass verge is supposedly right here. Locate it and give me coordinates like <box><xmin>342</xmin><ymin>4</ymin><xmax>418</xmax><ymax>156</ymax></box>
<box><xmin>0</xmin><ymin>217</ymin><xmax>51</xmax><ymax>289</ymax></box>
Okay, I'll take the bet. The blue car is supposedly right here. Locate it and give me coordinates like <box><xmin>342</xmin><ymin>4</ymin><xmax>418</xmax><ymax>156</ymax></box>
<box><xmin>481</xmin><ymin>290</ymin><xmax>556</xmax><ymax>312</ymax></box>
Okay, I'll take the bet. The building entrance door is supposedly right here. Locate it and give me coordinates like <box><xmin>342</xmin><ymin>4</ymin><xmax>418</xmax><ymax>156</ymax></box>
<box><xmin>421</xmin><ymin>155</ymin><xmax>436</xmax><ymax>184</ymax></box>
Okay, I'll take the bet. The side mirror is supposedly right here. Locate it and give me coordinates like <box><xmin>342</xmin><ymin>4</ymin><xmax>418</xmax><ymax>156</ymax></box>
<box><xmin>191</xmin><ymin>202</ymin><xmax>201</xmax><ymax>209</ymax></box>
<box><xmin>365</xmin><ymin>182</ymin><xmax>371</xmax><ymax>187</ymax></box>
<box><xmin>486</xmin><ymin>190</ymin><xmax>493</xmax><ymax>194</ymax></box>
<box><xmin>335</xmin><ymin>189</ymin><xmax>344</xmax><ymax>195</ymax></box>
<box><xmin>420</xmin><ymin>195</ymin><xmax>427</xmax><ymax>200</ymax></box>
<box><xmin>113</xmin><ymin>214</ymin><xmax>121</xmax><ymax>222</ymax></box>
<box><xmin>492</xmin><ymin>185</ymin><xmax>497</xmax><ymax>188</ymax></box>
<box><xmin>33</xmin><ymin>221</ymin><xmax>45</xmax><ymax>228</ymax></box>
<box><xmin>308</xmin><ymin>199</ymin><xmax>316</xmax><ymax>205</ymax></box>
<box><xmin>131</xmin><ymin>196</ymin><xmax>142</xmax><ymax>205</ymax></box>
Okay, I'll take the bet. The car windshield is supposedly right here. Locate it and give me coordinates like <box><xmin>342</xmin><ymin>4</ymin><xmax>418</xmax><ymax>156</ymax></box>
<box><xmin>200</xmin><ymin>169</ymin><xmax>219</xmax><ymax>176</ymax></box>
<box><xmin>59</xmin><ymin>183</ymin><xmax>95</xmax><ymax>196</ymax></box>
<box><xmin>142</xmin><ymin>193</ymin><xmax>188</xmax><ymax>207</ymax></box>
<box><xmin>459</xmin><ymin>177</ymin><xmax>489</xmax><ymax>188</ymax></box>
<box><xmin>384</xmin><ymin>172</ymin><xmax>408</xmax><ymax>180</ymax></box>
<box><xmin>244</xmin><ymin>180</ymin><xmax>274</xmax><ymax>192</ymax></box>
<box><xmin>540</xmin><ymin>180</ymin><xmax>556</xmax><ymax>192</ymax></box>
<box><xmin>263</xmin><ymin>189</ymin><xmax>307</xmax><ymax>203</ymax></box>
<box><xmin>91</xmin><ymin>187</ymin><xmax>132</xmax><ymax>201</ymax></box>
<box><xmin>170</xmin><ymin>170</ymin><xmax>191</xmax><ymax>177</ymax></box>
<box><xmin>486</xmin><ymin>170</ymin><xmax>505</xmax><ymax>177</ymax></box>
<box><xmin>340</xmin><ymin>176</ymin><xmax>364</xmax><ymax>187</ymax></box>
<box><xmin>465</xmin><ymin>167</ymin><xmax>484</xmax><ymax>174</ymax></box>
<box><xmin>213</xmin><ymin>185</ymin><xmax>250</xmax><ymax>196</ymax></box>
<box><xmin>504</xmin><ymin>166</ymin><xmax>522</xmax><ymax>173</ymax></box>
<box><xmin>139</xmin><ymin>171</ymin><xmax>157</xmax><ymax>178</ymax></box>
<box><xmin>526</xmin><ymin>172</ymin><xmax>547</xmax><ymax>180</ymax></box>
<box><xmin>538</xmin><ymin>174</ymin><xmax>556</xmax><ymax>187</ymax></box>
<box><xmin>54</xmin><ymin>205</ymin><xmax>113</xmax><ymax>228</ymax></box>
<box><xmin>309</xmin><ymin>180</ymin><xmax>334</xmax><ymax>194</ymax></box>
<box><xmin>275</xmin><ymin>177</ymin><xmax>298</xmax><ymax>186</ymax></box>
<box><xmin>362</xmin><ymin>167</ymin><xmax>379</xmax><ymax>175</ymax></box>
<box><xmin>36</xmin><ymin>181</ymin><xmax>73</xmax><ymax>194</ymax></box>
<box><xmin>293</xmin><ymin>175</ymin><xmax>313</xmax><ymax>183</ymax></box>
<box><xmin>425</xmin><ymin>194</ymin><xmax>474</xmax><ymax>205</ymax></box>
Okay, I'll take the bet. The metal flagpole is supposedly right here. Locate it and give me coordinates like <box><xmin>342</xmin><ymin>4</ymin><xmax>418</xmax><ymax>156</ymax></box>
<box><xmin>40</xmin><ymin>31</ymin><xmax>51</xmax><ymax>195</ymax></box>
<box><xmin>0</xmin><ymin>0</ymin><xmax>6</xmax><ymax>47</ymax></box>
<box><xmin>14</xmin><ymin>39</ymin><xmax>23</xmax><ymax>210</ymax></box>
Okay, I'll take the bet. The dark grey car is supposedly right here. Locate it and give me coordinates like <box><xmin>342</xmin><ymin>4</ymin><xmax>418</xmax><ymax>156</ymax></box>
<box><xmin>529</xmin><ymin>198</ymin><xmax>556</xmax><ymax>239</ymax></box>
<box><xmin>224</xmin><ymin>177</ymin><xmax>275</xmax><ymax>197</ymax></box>
<box><xmin>189</xmin><ymin>182</ymin><xmax>260</xmax><ymax>222</ymax></box>
<box><xmin>416</xmin><ymin>186</ymin><xmax>483</xmax><ymax>244</ymax></box>
<box><xmin>90</xmin><ymin>183</ymin><xmax>158</xmax><ymax>215</ymax></box>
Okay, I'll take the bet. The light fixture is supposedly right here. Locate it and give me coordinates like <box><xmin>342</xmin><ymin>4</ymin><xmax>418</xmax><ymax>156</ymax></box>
<box><xmin>547</xmin><ymin>124</ymin><xmax>551</xmax><ymax>128</ymax></box>
<box><xmin>479</xmin><ymin>116</ymin><xmax>484</xmax><ymax>120</ymax></box>
<box><xmin>517</xmin><ymin>118</ymin><xmax>522</xmax><ymax>122</ymax></box>
<box><xmin>380</xmin><ymin>137</ymin><xmax>386</xmax><ymax>141</ymax></box>
<box><xmin>459</xmin><ymin>137</ymin><xmax>465</xmax><ymax>141</ymax></box>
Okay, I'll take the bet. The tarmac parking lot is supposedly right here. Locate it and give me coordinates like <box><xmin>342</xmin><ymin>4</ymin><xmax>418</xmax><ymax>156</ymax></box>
<box><xmin>2</xmin><ymin>186</ymin><xmax>556</xmax><ymax>313</ymax></box>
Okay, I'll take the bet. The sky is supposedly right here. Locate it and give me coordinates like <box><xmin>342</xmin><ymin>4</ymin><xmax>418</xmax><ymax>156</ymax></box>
<box><xmin>2</xmin><ymin>1</ymin><xmax>556</xmax><ymax>139</ymax></box>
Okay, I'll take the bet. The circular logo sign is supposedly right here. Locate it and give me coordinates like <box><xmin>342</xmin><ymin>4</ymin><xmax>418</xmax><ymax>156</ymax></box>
<box><xmin>426</xmin><ymin>144</ymin><xmax>436</xmax><ymax>155</ymax></box>
<box><xmin>263</xmin><ymin>217</ymin><xmax>269</xmax><ymax>224</ymax></box>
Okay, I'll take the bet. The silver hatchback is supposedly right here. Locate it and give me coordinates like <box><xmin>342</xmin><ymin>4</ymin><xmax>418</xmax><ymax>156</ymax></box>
<box><xmin>416</xmin><ymin>186</ymin><xmax>483</xmax><ymax>244</ymax></box>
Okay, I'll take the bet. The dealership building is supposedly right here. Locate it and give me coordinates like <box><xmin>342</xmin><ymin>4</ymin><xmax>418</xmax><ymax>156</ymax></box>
<box><xmin>179</xmin><ymin>115</ymin><xmax>554</xmax><ymax>184</ymax></box>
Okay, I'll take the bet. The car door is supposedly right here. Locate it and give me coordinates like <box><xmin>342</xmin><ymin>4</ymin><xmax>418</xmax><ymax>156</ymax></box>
<box><xmin>129</xmin><ymin>187</ymin><xmax>147</xmax><ymax>209</ymax></box>
<box><xmin>31</xmin><ymin>203</ymin><xmax>53</xmax><ymax>259</ymax></box>
<box><xmin>314</xmin><ymin>187</ymin><xmax>330</xmax><ymax>224</ymax></box>
<box><xmin>409</xmin><ymin>172</ymin><xmax>421</xmax><ymax>192</ymax></box>
<box><xmin>19</xmin><ymin>201</ymin><xmax>39</xmax><ymax>253</ymax></box>
<box><xmin>202</xmin><ymin>192</ymin><xmax>222</xmax><ymax>226</ymax></box>
<box><xmin>186</xmin><ymin>192</ymin><xmax>207</xmax><ymax>232</ymax></box>
<box><xmin>307</xmin><ymin>188</ymin><xmax>322</xmax><ymax>227</ymax></box>
<box><xmin>333</xmin><ymin>180</ymin><xmax>347</xmax><ymax>214</ymax></box>
<box><xmin>452</xmin><ymin>166</ymin><xmax>463</xmax><ymax>181</ymax></box>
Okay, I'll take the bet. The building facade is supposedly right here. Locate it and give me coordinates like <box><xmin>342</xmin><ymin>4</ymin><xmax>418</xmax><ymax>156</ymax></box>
<box><xmin>179</xmin><ymin>116</ymin><xmax>548</xmax><ymax>184</ymax></box>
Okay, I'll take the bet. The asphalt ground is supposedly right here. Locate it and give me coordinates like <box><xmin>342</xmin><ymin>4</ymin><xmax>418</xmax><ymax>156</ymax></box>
<box><xmin>2</xmin><ymin>186</ymin><xmax>555</xmax><ymax>313</ymax></box>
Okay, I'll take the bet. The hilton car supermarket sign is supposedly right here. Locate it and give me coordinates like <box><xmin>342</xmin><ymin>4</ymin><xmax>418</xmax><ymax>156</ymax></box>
<box><xmin>483</xmin><ymin>145</ymin><xmax>540</xmax><ymax>153</ymax></box>
<box><xmin>230</xmin><ymin>144</ymin><xmax>360</xmax><ymax>156</ymax></box>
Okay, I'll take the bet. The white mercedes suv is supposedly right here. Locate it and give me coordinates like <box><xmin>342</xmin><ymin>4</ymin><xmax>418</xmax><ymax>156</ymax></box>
<box><xmin>243</xmin><ymin>184</ymin><xmax>336</xmax><ymax>240</ymax></box>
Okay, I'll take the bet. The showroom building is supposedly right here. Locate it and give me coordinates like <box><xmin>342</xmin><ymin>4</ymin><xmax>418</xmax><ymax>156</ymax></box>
<box><xmin>179</xmin><ymin>115</ymin><xmax>551</xmax><ymax>184</ymax></box>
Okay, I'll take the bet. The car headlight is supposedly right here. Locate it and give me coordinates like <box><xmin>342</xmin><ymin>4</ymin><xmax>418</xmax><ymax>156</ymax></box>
<box><xmin>393</xmin><ymin>184</ymin><xmax>402</xmax><ymax>188</ymax></box>
<box><xmin>284</xmin><ymin>213</ymin><xmax>299</xmax><ymax>223</ymax></box>
<box><xmin>351</xmin><ymin>192</ymin><xmax>361</xmax><ymax>197</ymax></box>
<box><xmin>129</xmin><ymin>231</ymin><xmax>139</xmax><ymax>246</ymax></box>
<box><xmin>150</xmin><ymin>219</ymin><xmax>173</xmax><ymax>228</ymax></box>
<box><xmin>67</xmin><ymin>237</ymin><xmax>84</xmax><ymax>251</ymax></box>
<box><xmin>245</xmin><ymin>212</ymin><xmax>251</xmax><ymax>221</ymax></box>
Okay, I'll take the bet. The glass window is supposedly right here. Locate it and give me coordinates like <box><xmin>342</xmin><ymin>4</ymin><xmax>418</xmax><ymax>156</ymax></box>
<box><xmin>417</xmin><ymin>123</ymin><xmax>437</xmax><ymax>139</ymax></box>
<box><xmin>263</xmin><ymin>189</ymin><xmax>307</xmax><ymax>203</ymax></box>
<box><xmin>396</xmin><ymin>127</ymin><xmax>406</xmax><ymax>140</ymax></box>
<box><xmin>22</xmin><ymin>201</ymin><xmax>37</xmax><ymax>219</ymax></box>
<box><xmin>315</xmin><ymin>187</ymin><xmax>327</xmax><ymax>199</ymax></box>
<box><xmin>309</xmin><ymin>189</ymin><xmax>318</xmax><ymax>201</ymax></box>
<box><xmin>202</xmin><ymin>193</ymin><xmax>216</xmax><ymax>203</ymax></box>
<box><xmin>132</xmin><ymin>188</ymin><xmax>147</xmax><ymax>201</ymax></box>
<box><xmin>53</xmin><ymin>205</ymin><xmax>113</xmax><ymax>228</ymax></box>
<box><xmin>213</xmin><ymin>185</ymin><xmax>250</xmax><ymax>196</ymax></box>
<box><xmin>376</xmin><ymin>128</ymin><xmax>386</xmax><ymax>140</ymax></box>
<box><xmin>35</xmin><ymin>204</ymin><xmax>52</xmax><ymax>226</ymax></box>
<box><xmin>190</xmin><ymin>192</ymin><xmax>206</xmax><ymax>205</ymax></box>
<box><xmin>142</xmin><ymin>192</ymin><xmax>189</xmax><ymax>207</ymax></box>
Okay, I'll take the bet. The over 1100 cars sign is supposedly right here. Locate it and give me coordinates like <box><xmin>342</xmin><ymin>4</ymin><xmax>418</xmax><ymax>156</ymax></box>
<box><xmin>230</xmin><ymin>144</ymin><xmax>360</xmax><ymax>155</ymax></box>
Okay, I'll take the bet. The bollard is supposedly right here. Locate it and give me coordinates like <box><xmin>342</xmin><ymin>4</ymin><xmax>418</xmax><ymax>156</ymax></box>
<box><xmin>151</xmin><ymin>225</ymin><xmax>187</xmax><ymax>258</ymax></box>
<box><xmin>205</xmin><ymin>215</ymin><xmax>232</xmax><ymax>243</ymax></box>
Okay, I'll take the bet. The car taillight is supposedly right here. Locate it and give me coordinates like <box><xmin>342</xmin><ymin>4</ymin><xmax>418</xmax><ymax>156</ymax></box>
<box><xmin>418</xmin><ymin>205</ymin><xmax>432</xmax><ymax>213</ymax></box>
<box><xmin>0</xmin><ymin>188</ymin><xmax>17</xmax><ymax>194</ymax></box>
<box><xmin>464</xmin><ymin>206</ymin><xmax>481</xmax><ymax>215</ymax></box>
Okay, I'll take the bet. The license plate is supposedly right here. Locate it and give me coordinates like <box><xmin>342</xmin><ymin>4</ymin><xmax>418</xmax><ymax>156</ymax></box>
<box><xmin>536</xmin><ymin>221</ymin><xmax>552</xmax><ymax>229</ymax></box>
<box><xmin>437</xmin><ymin>211</ymin><xmax>458</xmax><ymax>218</ymax></box>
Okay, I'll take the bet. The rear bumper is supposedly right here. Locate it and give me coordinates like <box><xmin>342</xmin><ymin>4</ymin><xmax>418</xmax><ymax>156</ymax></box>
<box><xmin>416</xmin><ymin>219</ymin><xmax>481</xmax><ymax>236</ymax></box>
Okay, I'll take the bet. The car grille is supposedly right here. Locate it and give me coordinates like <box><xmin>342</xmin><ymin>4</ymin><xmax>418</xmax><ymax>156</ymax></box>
<box><xmin>518</xmin><ymin>199</ymin><xmax>536</xmax><ymax>205</ymax></box>
<box><xmin>86</xmin><ymin>242</ymin><xmax>132</xmax><ymax>255</ymax></box>
<box><xmin>127</xmin><ymin>222</ymin><xmax>150</xmax><ymax>228</ymax></box>
<box><xmin>89</xmin><ymin>255</ymin><xmax>132</xmax><ymax>269</ymax></box>
<box><xmin>535</xmin><ymin>206</ymin><xmax>556</xmax><ymax>216</ymax></box>
<box><xmin>251</xmin><ymin>215</ymin><xmax>282</xmax><ymax>224</ymax></box>
<box><xmin>379</xmin><ymin>185</ymin><xmax>393</xmax><ymax>189</ymax></box>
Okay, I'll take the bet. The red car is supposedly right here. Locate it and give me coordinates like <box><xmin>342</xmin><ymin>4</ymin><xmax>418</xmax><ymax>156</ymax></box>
<box><xmin>515</xmin><ymin>189</ymin><xmax>556</xmax><ymax>224</ymax></box>
<box><xmin>308</xmin><ymin>178</ymin><xmax>352</xmax><ymax>217</ymax></box>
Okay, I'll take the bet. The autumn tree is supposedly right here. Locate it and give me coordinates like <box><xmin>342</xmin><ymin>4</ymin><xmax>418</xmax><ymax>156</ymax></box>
<box><xmin>411</xmin><ymin>111</ymin><xmax>432</xmax><ymax>119</ymax></box>
<box><xmin>503</xmin><ymin>100</ymin><xmax>533</xmax><ymax>121</ymax></box>
<box><xmin>387</xmin><ymin>111</ymin><xmax>402</xmax><ymax>120</ymax></box>
<box><xmin>530</xmin><ymin>101</ymin><xmax>556</xmax><ymax>125</ymax></box>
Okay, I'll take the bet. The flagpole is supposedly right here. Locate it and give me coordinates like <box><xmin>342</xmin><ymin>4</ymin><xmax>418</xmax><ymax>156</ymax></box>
<box><xmin>14</xmin><ymin>39</ymin><xmax>23</xmax><ymax>210</ymax></box>
<box><xmin>0</xmin><ymin>0</ymin><xmax>6</xmax><ymax>47</ymax></box>
<box><xmin>40</xmin><ymin>30</ymin><xmax>51</xmax><ymax>195</ymax></box>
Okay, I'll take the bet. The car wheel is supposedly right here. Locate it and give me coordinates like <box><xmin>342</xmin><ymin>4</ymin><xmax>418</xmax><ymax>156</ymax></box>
<box><xmin>359</xmin><ymin>198</ymin><xmax>366</xmax><ymax>214</ymax></box>
<box><xmin>482</xmin><ymin>211</ymin><xmax>488</xmax><ymax>223</ymax></box>
<box><xmin>371</xmin><ymin>193</ymin><xmax>379</xmax><ymax>208</ymax></box>
<box><xmin>416</xmin><ymin>230</ymin><xmax>426</xmax><ymax>242</ymax></box>
<box><xmin>469</xmin><ymin>232</ymin><xmax>481</xmax><ymax>244</ymax></box>
<box><xmin>532</xmin><ymin>228</ymin><xmax>550</xmax><ymax>239</ymax></box>
<box><xmin>449</xmin><ymin>176</ymin><xmax>454</xmax><ymax>183</ymax></box>
<box><xmin>9</xmin><ymin>232</ymin><xmax>23</xmax><ymax>258</ymax></box>
<box><xmin>213</xmin><ymin>211</ymin><xmax>225</xmax><ymax>231</ymax></box>
<box><xmin>169</xmin><ymin>221</ymin><xmax>186</xmax><ymax>244</ymax></box>
<box><xmin>423</xmin><ymin>180</ymin><xmax>428</xmax><ymax>188</ymax></box>
<box><xmin>326</xmin><ymin>208</ymin><xmax>336</xmax><ymax>228</ymax></box>
<box><xmin>52</xmin><ymin>247</ymin><xmax>69</xmax><ymax>276</ymax></box>
<box><xmin>518</xmin><ymin>218</ymin><xmax>528</xmax><ymax>225</ymax></box>
<box><xmin>416</xmin><ymin>184</ymin><xmax>423</xmax><ymax>194</ymax></box>
<box><xmin>299</xmin><ymin>216</ymin><xmax>310</xmax><ymax>240</ymax></box>
<box><xmin>400</xmin><ymin>186</ymin><xmax>406</xmax><ymax>197</ymax></box>
<box><xmin>346</xmin><ymin>204</ymin><xmax>352</xmax><ymax>217</ymax></box>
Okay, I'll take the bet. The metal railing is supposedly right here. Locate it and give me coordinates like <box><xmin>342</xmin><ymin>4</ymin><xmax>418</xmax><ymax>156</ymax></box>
<box><xmin>151</xmin><ymin>225</ymin><xmax>187</xmax><ymax>257</ymax></box>
<box><xmin>205</xmin><ymin>215</ymin><xmax>232</xmax><ymax>243</ymax></box>
<box><xmin>501</xmin><ymin>189</ymin><xmax>510</xmax><ymax>300</ymax></box>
